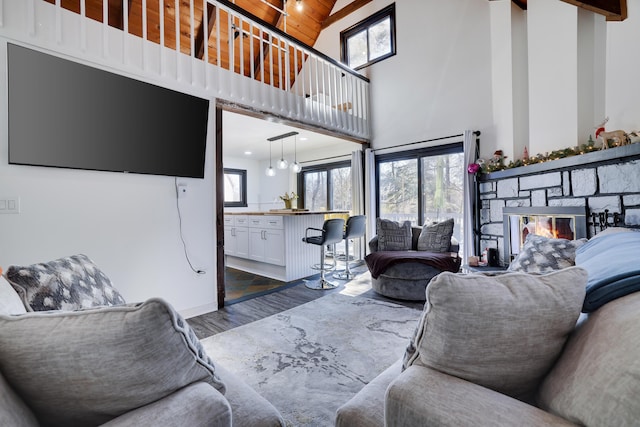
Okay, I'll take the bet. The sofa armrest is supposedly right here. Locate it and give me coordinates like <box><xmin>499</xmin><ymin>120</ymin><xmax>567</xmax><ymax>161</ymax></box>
<box><xmin>385</xmin><ymin>366</ymin><xmax>577</xmax><ymax>427</ymax></box>
<box><xmin>369</xmin><ymin>236</ymin><xmax>379</xmax><ymax>253</ymax></box>
<box><xmin>100</xmin><ymin>382</ymin><xmax>231</xmax><ymax>427</ymax></box>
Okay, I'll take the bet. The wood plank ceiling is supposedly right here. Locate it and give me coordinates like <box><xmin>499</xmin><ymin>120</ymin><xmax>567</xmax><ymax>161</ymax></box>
<box><xmin>42</xmin><ymin>0</ymin><xmax>342</xmax><ymax>57</ymax></box>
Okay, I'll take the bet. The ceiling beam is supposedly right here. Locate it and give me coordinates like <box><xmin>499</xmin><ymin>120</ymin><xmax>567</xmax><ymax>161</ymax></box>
<box><xmin>321</xmin><ymin>0</ymin><xmax>373</xmax><ymax>29</ymax></box>
<box><xmin>195</xmin><ymin>3</ymin><xmax>217</xmax><ymax>60</ymax></box>
<box><xmin>560</xmin><ymin>0</ymin><xmax>627</xmax><ymax>21</ymax></box>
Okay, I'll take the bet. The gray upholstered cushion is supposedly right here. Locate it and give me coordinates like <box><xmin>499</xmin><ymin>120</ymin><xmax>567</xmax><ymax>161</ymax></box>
<box><xmin>417</xmin><ymin>218</ymin><xmax>454</xmax><ymax>252</ymax></box>
<box><xmin>376</xmin><ymin>219</ymin><xmax>412</xmax><ymax>251</ymax></box>
<box><xmin>537</xmin><ymin>291</ymin><xmax>640</xmax><ymax>425</ymax></box>
<box><xmin>0</xmin><ymin>298</ymin><xmax>226</xmax><ymax>427</ymax></box>
<box><xmin>507</xmin><ymin>235</ymin><xmax>586</xmax><ymax>273</ymax></box>
<box><xmin>0</xmin><ymin>370</ymin><xmax>38</xmax><ymax>427</ymax></box>
<box><xmin>0</xmin><ymin>274</ymin><xmax>27</xmax><ymax>315</ymax></box>
<box><xmin>5</xmin><ymin>254</ymin><xmax>125</xmax><ymax>311</ymax></box>
<box><xmin>215</xmin><ymin>365</ymin><xmax>287</xmax><ymax>426</ymax></box>
<box><xmin>403</xmin><ymin>267</ymin><xmax>588</xmax><ymax>399</ymax></box>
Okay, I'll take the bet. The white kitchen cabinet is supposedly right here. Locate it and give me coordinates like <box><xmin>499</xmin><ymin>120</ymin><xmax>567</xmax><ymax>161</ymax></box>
<box><xmin>248</xmin><ymin>216</ymin><xmax>285</xmax><ymax>266</ymax></box>
<box><xmin>224</xmin><ymin>216</ymin><xmax>248</xmax><ymax>258</ymax></box>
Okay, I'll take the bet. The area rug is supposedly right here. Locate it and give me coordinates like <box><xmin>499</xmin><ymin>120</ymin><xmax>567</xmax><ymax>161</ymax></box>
<box><xmin>200</xmin><ymin>292</ymin><xmax>422</xmax><ymax>426</ymax></box>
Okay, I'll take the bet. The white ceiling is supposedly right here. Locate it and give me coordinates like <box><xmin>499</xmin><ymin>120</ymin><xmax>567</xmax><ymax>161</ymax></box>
<box><xmin>222</xmin><ymin>110</ymin><xmax>362</xmax><ymax>163</ymax></box>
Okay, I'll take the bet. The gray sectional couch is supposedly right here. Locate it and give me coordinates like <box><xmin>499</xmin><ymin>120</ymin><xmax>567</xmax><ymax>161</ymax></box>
<box><xmin>338</xmin><ymin>230</ymin><xmax>640</xmax><ymax>426</ymax></box>
<box><xmin>0</xmin><ymin>256</ymin><xmax>285</xmax><ymax>427</ymax></box>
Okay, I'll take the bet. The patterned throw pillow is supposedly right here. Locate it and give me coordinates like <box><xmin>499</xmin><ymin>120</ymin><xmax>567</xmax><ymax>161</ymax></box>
<box><xmin>5</xmin><ymin>254</ymin><xmax>125</xmax><ymax>312</ymax></box>
<box><xmin>402</xmin><ymin>267</ymin><xmax>588</xmax><ymax>400</ymax></box>
<box><xmin>376</xmin><ymin>219</ymin><xmax>412</xmax><ymax>251</ymax></box>
<box><xmin>507</xmin><ymin>234</ymin><xmax>587</xmax><ymax>273</ymax></box>
<box><xmin>0</xmin><ymin>298</ymin><xmax>226</xmax><ymax>426</ymax></box>
<box><xmin>417</xmin><ymin>218</ymin><xmax>454</xmax><ymax>252</ymax></box>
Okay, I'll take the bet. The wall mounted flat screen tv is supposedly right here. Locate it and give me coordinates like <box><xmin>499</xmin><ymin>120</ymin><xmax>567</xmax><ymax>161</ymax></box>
<box><xmin>7</xmin><ymin>43</ymin><xmax>209</xmax><ymax>178</ymax></box>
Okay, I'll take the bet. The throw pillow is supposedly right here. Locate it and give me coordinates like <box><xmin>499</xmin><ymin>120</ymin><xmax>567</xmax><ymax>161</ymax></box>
<box><xmin>376</xmin><ymin>219</ymin><xmax>412</xmax><ymax>251</ymax></box>
<box><xmin>0</xmin><ymin>298</ymin><xmax>226</xmax><ymax>427</ymax></box>
<box><xmin>402</xmin><ymin>267</ymin><xmax>588</xmax><ymax>400</ymax></box>
<box><xmin>507</xmin><ymin>234</ymin><xmax>586</xmax><ymax>273</ymax></box>
<box><xmin>417</xmin><ymin>218</ymin><xmax>454</xmax><ymax>252</ymax></box>
<box><xmin>5</xmin><ymin>254</ymin><xmax>126</xmax><ymax>311</ymax></box>
<box><xmin>0</xmin><ymin>272</ymin><xmax>27</xmax><ymax>315</ymax></box>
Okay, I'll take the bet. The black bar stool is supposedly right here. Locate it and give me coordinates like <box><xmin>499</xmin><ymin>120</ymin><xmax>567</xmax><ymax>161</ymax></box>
<box><xmin>333</xmin><ymin>215</ymin><xmax>366</xmax><ymax>280</ymax></box>
<box><xmin>302</xmin><ymin>218</ymin><xmax>345</xmax><ymax>290</ymax></box>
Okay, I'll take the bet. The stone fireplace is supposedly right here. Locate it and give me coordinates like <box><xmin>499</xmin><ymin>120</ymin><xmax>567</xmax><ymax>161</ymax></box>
<box><xmin>476</xmin><ymin>144</ymin><xmax>640</xmax><ymax>266</ymax></box>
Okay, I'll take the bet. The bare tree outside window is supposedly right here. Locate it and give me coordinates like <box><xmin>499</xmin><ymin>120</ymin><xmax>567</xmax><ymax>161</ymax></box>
<box><xmin>378</xmin><ymin>159</ymin><xmax>418</xmax><ymax>224</ymax></box>
<box><xmin>331</xmin><ymin>167</ymin><xmax>352</xmax><ymax>211</ymax></box>
<box><xmin>304</xmin><ymin>171</ymin><xmax>327</xmax><ymax>211</ymax></box>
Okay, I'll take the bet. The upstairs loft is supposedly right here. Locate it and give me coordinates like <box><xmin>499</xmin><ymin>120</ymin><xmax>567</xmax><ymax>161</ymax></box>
<box><xmin>1</xmin><ymin>0</ymin><xmax>370</xmax><ymax>141</ymax></box>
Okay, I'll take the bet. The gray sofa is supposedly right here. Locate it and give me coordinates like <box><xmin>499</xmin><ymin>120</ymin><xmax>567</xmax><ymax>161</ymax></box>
<box><xmin>367</xmin><ymin>226</ymin><xmax>460</xmax><ymax>300</ymax></box>
<box><xmin>0</xmin><ymin>256</ymin><xmax>285</xmax><ymax>427</ymax></box>
<box><xmin>338</xmin><ymin>232</ymin><xmax>640</xmax><ymax>426</ymax></box>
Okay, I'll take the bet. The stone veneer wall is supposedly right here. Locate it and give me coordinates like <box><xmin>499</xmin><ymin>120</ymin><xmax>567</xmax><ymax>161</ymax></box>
<box><xmin>477</xmin><ymin>145</ymin><xmax>640</xmax><ymax>266</ymax></box>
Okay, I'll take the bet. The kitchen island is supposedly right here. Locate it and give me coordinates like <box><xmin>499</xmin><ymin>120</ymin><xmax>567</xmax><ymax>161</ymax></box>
<box><xmin>224</xmin><ymin>210</ymin><xmax>349</xmax><ymax>282</ymax></box>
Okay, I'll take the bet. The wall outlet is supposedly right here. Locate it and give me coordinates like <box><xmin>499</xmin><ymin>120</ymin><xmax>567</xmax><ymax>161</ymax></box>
<box><xmin>0</xmin><ymin>197</ymin><xmax>20</xmax><ymax>214</ymax></box>
<box><xmin>177</xmin><ymin>184</ymin><xmax>187</xmax><ymax>198</ymax></box>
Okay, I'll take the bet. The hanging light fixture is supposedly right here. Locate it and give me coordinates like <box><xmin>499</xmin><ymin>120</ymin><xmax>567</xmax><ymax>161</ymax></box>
<box><xmin>276</xmin><ymin>137</ymin><xmax>288</xmax><ymax>169</ymax></box>
<box><xmin>290</xmin><ymin>134</ymin><xmax>302</xmax><ymax>173</ymax></box>
<box><xmin>265</xmin><ymin>140</ymin><xmax>276</xmax><ymax>177</ymax></box>
<box><xmin>267</xmin><ymin>131</ymin><xmax>299</xmax><ymax>174</ymax></box>
<box><xmin>296</xmin><ymin>0</ymin><xmax>303</xmax><ymax>11</ymax></box>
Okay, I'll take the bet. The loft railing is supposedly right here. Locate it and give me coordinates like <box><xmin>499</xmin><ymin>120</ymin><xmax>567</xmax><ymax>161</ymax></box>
<box><xmin>0</xmin><ymin>0</ymin><xmax>370</xmax><ymax>140</ymax></box>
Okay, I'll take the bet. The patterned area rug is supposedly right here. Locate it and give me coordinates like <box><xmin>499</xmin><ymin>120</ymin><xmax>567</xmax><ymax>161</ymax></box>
<box><xmin>201</xmin><ymin>291</ymin><xmax>421</xmax><ymax>427</ymax></box>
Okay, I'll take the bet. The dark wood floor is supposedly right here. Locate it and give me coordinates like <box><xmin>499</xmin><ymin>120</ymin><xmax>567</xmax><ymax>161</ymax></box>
<box><xmin>188</xmin><ymin>267</ymin><xmax>425</xmax><ymax>340</ymax></box>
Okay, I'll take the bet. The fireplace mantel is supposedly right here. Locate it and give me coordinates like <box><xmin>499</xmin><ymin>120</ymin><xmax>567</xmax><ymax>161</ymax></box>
<box><xmin>479</xmin><ymin>143</ymin><xmax>640</xmax><ymax>181</ymax></box>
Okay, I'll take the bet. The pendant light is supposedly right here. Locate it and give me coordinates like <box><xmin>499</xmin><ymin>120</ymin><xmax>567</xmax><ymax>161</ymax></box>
<box><xmin>290</xmin><ymin>134</ymin><xmax>301</xmax><ymax>173</ymax></box>
<box><xmin>276</xmin><ymin>137</ymin><xmax>288</xmax><ymax>169</ymax></box>
<box><xmin>265</xmin><ymin>140</ymin><xmax>276</xmax><ymax>177</ymax></box>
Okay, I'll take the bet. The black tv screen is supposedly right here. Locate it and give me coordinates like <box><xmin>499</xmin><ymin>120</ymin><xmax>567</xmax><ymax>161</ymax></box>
<box><xmin>7</xmin><ymin>43</ymin><xmax>209</xmax><ymax>178</ymax></box>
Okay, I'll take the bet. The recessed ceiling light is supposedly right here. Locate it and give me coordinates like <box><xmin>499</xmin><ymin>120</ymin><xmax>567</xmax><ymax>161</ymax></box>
<box><xmin>299</xmin><ymin>137</ymin><xmax>308</xmax><ymax>141</ymax></box>
<box><xmin>244</xmin><ymin>151</ymin><xmax>252</xmax><ymax>155</ymax></box>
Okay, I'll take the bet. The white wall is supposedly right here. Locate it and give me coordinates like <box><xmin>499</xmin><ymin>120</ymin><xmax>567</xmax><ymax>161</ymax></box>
<box><xmin>605</xmin><ymin>1</ymin><xmax>640</xmax><ymax>132</ymax></box>
<box><xmin>316</xmin><ymin>0</ymin><xmax>494</xmax><ymax>155</ymax></box>
<box><xmin>318</xmin><ymin>0</ymin><xmax>640</xmax><ymax>162</ymax></box>
<box><xmin>0</xmin><ymin>40</ymin><xmax>217</xmax><ymax>318</ymax></box>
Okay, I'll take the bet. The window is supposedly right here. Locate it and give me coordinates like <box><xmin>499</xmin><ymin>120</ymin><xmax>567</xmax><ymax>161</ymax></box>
<box><xmin>341</xmin><ymin>4</ymin><xmax>396</xmax><ymax>70</ymax></box>
<box><xmin>223</xmin><ymin>168</ymin><xmax>247</xmax><ymax>207</ymax></box>
<box><xmin>299</xmin><ymin>161</ymin><xmax>352</xmax><ymax>211</ymax></box>
<box><xmin>376</xmin><ymin>143</ymin><xmax>464</xmax><ymax>252</ymax></box>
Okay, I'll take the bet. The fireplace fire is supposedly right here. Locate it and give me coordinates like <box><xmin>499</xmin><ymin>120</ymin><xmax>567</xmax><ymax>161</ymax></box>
<box><xmin>502</xmin><ymin>207</ymin><xmax>588</xmax><ymax>265</ymax></box>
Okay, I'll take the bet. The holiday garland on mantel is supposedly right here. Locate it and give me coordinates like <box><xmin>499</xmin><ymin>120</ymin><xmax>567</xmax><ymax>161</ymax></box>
<box><xmin>471</xmin><ymin>134</ymin><xmax>640</xmax><ymax>174</ymax></box>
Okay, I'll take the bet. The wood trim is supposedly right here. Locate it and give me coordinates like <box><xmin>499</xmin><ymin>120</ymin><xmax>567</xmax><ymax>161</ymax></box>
<box><xmin>322</xmin><ymin>0</ymin><xmax>373</xmax><ymax>29</ymax></box>
<box><xmin>560</xmin><ymin>0</ymin><xmax>627</xmax><ymax>21</ymax></box>
<box><xmin>215</xmin><ymin>105</ymin><xmax>226</xmax><ymax>309</ymax></box>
